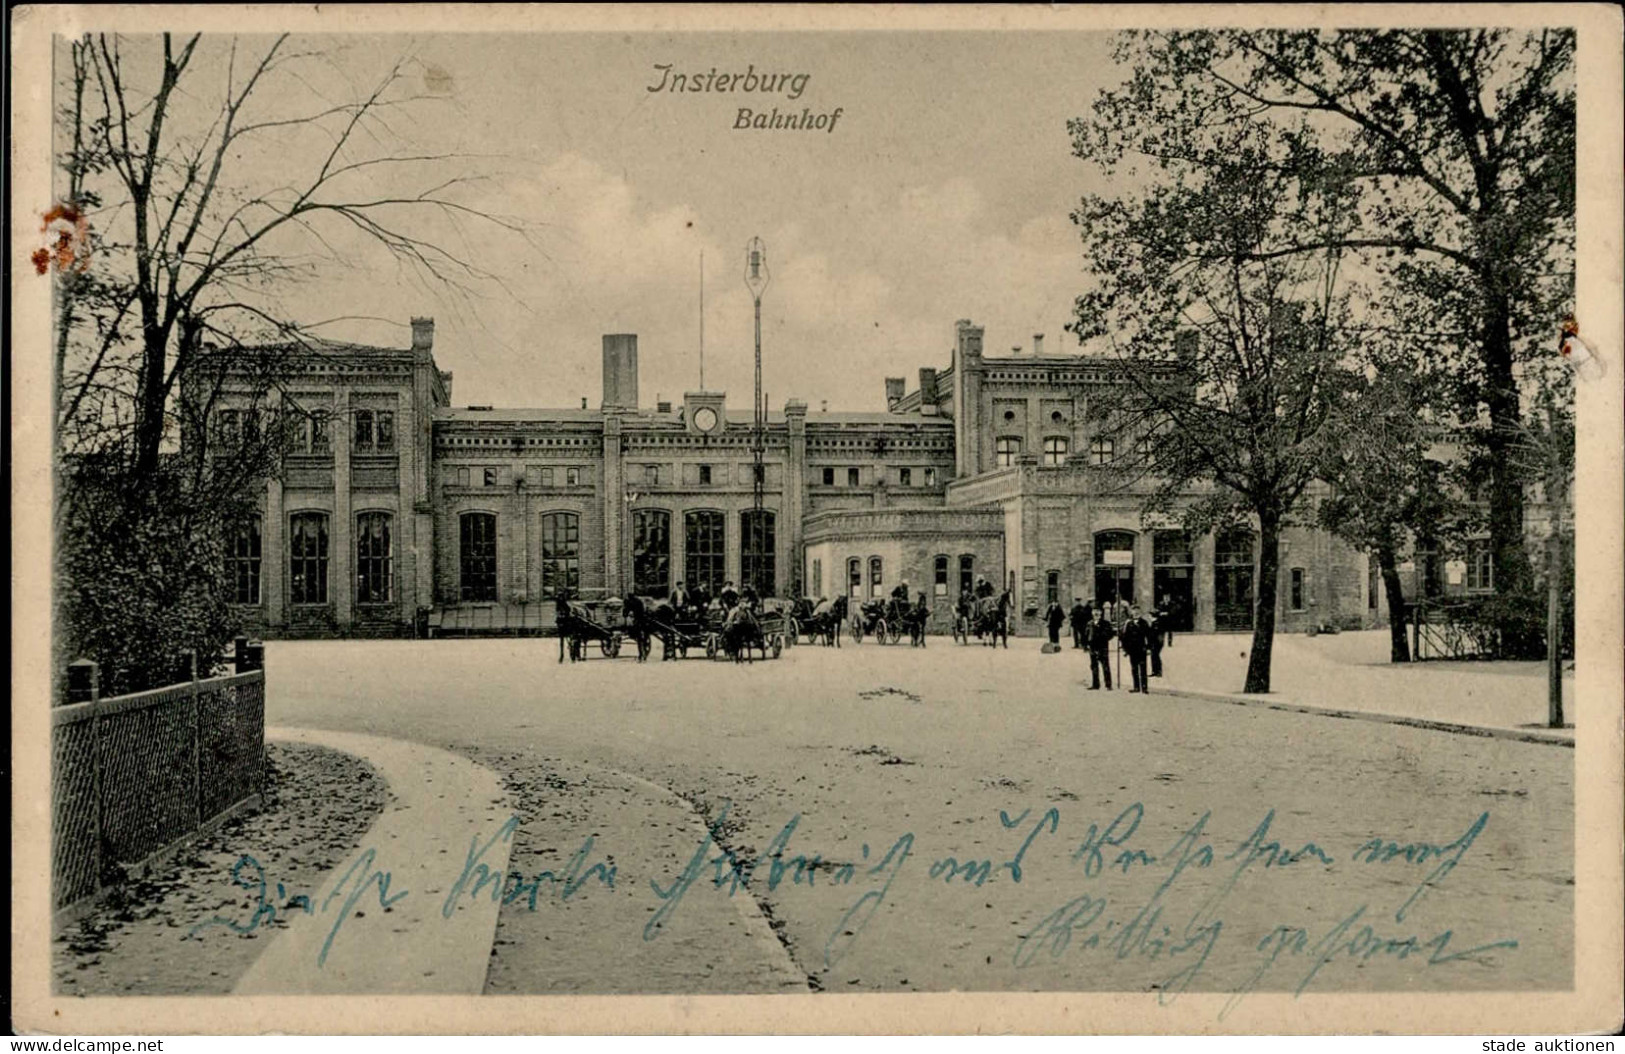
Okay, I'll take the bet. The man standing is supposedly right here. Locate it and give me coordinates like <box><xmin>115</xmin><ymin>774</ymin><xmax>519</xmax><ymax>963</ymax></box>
<box><xmin>1087</xmin><ymin>607</ymin><xmax>1115</xmax><ymax>690</ymax></box>
<box><xmin>1045</xmin><ymin>599</ymin><xmax>1066</xmax><ymax>646</ymax></box>
<box><xmin>1069</xmin><ymin>598</ymin><xmax>1090</xmax><ymax>649</ymax></box>
<box><xmin>720</xmin><ymin>580</ymin><xmax>739</xmax><ymax>610</ymax></box>
<box><xmin>670</xmin><ymin>581</ymin><xmax>688</xmax><ymax>614</ymax></box>
<box><xmin>1148</xmin><ymin>606</ymin><xmax>1165</xmax><ymax>678</ymax></box>
<box><xmin>1122</xmin><ymin>606</ymin><xmax>1151</xmax><ymax>693</ymax></box>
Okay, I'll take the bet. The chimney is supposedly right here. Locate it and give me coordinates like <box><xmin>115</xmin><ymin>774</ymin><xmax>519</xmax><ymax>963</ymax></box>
<box><xmin>657</xmin><ymin>399</ymin><xmax>672</xmax><ymax>414</ymax></box>
<box><xmin>1011</xmin><ymin>345</ymin><xmax>1022</xmax><ymax>356</ymax></box>
<box><xmin>1032</xmin><ymin>333</ymin><xmax>1044</xmax><ymax>357</ymax></box>
<box><xmin>884</xmin><ymin>377</ymin><xmax>906</xmax><ymax>407</ymax></box>
<box><xmin>602</xmin><ymin>334</ymin><xmax>639</xmax><ymax>410</ymax></box>
<box><xmin>581</xmin><ymin>396</ymin><xmax>588</xmax><ymax>409</ymax></box>
<box><xmin>411</xmin><ymin>316</ymin><xmax>435</xmax><ymax>352</ymax></box>
<box><xmin>918</xmin><ymin>367</ymin><xmax>938</xmax><ymax>405</ymax></box>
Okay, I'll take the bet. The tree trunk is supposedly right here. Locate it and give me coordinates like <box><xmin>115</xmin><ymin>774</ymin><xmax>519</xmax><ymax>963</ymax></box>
<box><xmin>1480</xmin><ymin>287</ymin><xmax>1533</xmax><ymax>600</ymax></box>
<box><xmin>1244</xmin><ymin>510</ymin><xmax>1280</xmax><ymax>693</ymax></box>
<box><xmin>1377</xmin><ymin>546</ymin><xmax>1410</xmax><ymax>663</ymax></box>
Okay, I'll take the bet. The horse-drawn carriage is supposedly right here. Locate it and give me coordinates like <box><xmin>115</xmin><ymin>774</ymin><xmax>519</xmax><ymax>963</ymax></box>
<box><xmin>953</xmin><ymin>592</ymin><xmax>1011</xmax><ymax>648</ymax></box>
<box><xmin>716</xmin><ymin>602</ymin><xmax>790</xmax><ymax>663</ymax></box>
<box><xmin>849</xmin><ymin>596</ymin><xmax>928</xmax><ymax>645</ymax></box>
<box><xmin>641</xmin><ymin>598</ymin><xmax>791</xmax><ymax>661</ymax></box>
<box><xmin>790</xmin><ymin>596</ymin><xmax>847</xmax><ymax>646</ymax></box>
<box><xmin>556</xmin><ymin>601</ymin><xmax>630</xmax><ymax>662</ymax></box>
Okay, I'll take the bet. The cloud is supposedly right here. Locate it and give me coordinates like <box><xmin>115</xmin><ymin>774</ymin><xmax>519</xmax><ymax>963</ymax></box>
<box><xmin>295</xmin><ymin>153</ymin><xmax>1091</xmax><ymax>412</ymax></box>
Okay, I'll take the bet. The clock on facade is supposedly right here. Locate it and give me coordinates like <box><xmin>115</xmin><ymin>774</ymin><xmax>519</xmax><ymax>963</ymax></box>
<box><xmin>693</xmin><ymin>406</ymin><xmax>718</xmax><ymax>433</ymax></box>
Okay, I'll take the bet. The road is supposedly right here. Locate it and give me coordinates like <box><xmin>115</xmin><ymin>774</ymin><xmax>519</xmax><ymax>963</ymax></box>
<box><xmin>263</xmin><ymin>636</ymin><xmax>1573</xmax><ymax>1000</ymax></box>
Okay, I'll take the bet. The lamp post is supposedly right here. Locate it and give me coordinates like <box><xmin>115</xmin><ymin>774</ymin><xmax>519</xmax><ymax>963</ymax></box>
<box><xmin>744</xmin><ymin>237</ymin><xmax>770</xmax><ymax>595</ymax></box>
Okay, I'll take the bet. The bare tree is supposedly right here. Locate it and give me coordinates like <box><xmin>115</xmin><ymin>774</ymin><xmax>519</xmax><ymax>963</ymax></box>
<box><xmin>52</xmin><ymin>32</ymin><xmax>528</xmax><ymax>691</ymax></box>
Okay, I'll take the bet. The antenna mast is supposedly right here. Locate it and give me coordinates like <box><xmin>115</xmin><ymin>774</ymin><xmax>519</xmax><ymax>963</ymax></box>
<box><xmin>699</xmin><ymin>251</ymin><xmax>705</xmax><ymax>390</ymax></box>
<box><xmin>743</xmin><ymin>237</ymin><xmax>770</xmax><ymax>593</ymax></box>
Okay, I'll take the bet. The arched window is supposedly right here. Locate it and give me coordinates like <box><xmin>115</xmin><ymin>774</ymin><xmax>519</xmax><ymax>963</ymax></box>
<box><xmin>848</xmin><ymin>557</ymin><xmax>863</xmax><ymax>598</ymax></box>
<box><xmin>741</xmin><ymin>509</ymin><xmax>776</xmax><ymax>596</ymax></box>
<box><xmin>632</xmin><ymin>509</ymin><xmax>671</xmax><ymax>597</ymax></box>
<box><xmin>684</xmin><ymin>510</ymin><xmax>725</xmax><ymax>596</ymax></box>
<box><xmin>229</xmin><ymin>516</ymin><xmax>262</xmax><ymax>605</ymax></box>
<box><xmin>460</xmin><ymin>512</ymin><xmax>499</xmax><ymax>602</ymax></box>
<box><xmin>959</xmin><ymin>554</ymin><xmax>975</xmax><ymax>597</ymax></box>
<box><xmin>869</xmin><ymin>556</ymin><xmax>884</xmax><ymax>598</ymax></box>
<box><xmin>356</xmin><ymin>512</ymin><xmax>392</xmax><ymax>603</ymax></box>
<box><xmin>1043</xmin><ymin>436</ymin><xmax>1069</xmax><ymax>466</ymax></box>
<box><xmin>995</xmin><ymin>436</ymin><xmax>1021</xmax><ymax>467</ymax></box>
<box><xmin>1089</xmin><ymin>437</ymin><xmax>1116</xmax><ymax>465</ymax></box>
<box><xmin>539</xmin><ymin>512</ymin><xmax>579</xmax><ymax>597</ymax></box>
<box><xmin>289</xmin><ymin>512</ymin><xmax>330</xmax><ymax>605</ymax></box>
<box><xmin>933</xmin><ymin>555</ymin><xmax>949</xmax><ymax>597</ymax></box>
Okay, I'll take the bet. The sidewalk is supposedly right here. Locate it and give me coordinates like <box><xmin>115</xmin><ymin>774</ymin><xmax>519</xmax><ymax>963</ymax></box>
<box><xmin>234</xmin><ymin>728</ymin><xmax>514</xmax><ymax>994</ymax></box>
<box><xmin>1144</xmin><ymin>629</ymin><xmax>1577</xmax><ymax>745</ymax></box>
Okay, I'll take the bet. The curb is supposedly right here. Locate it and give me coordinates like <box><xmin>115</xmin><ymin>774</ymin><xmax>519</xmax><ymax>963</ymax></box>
<box><xmin>1149</xmin><ymin>685</ymin><xmax>1575</xmax><ymax>748</ymax></box>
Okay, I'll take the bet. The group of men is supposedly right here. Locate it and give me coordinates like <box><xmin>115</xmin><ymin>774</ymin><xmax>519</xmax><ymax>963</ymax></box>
<box><xmin>1044</xmin><ymin>598</ymin><xmax>1169</xmax><ymax>693</ymax></box>
<box><xmin>668</xmin><ymin>579</ymin><xmax>757</xmax><ymax>617</ymax></box>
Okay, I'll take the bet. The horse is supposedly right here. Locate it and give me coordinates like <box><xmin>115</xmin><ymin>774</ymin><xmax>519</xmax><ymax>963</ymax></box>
<box><xmin>721</xmin><ymin>604</ymin><xmax>760</xmax><ymax>663</ymax></box>
<box><xmin>972</xmin><ymin>591</ymin><xmax>1011</xmax><ymax>648</ymax></box>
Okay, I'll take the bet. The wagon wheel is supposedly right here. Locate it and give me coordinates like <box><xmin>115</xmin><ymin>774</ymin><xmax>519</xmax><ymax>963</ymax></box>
<box><xmin>706</xmin><ymin>633</ymin><xmax>718</xmax><ymax>659</ymax></box>
<box><xmin>786</xmin><ymin>618</ymin><xmax>799</xmax><ymax>646</ymax></box>
<box><xmin>771</xmin><ymin>633</ymin><xmax>784</xmax><ymax>659</ymax></box>
<box><xmin>850</xmin><ymin>619</ymin><xmax>863</xmax><ymax>643</ymax></box>
<box><xmin>874</xmin><ymin>617</ymin><xmax>888</xmax><ymax>644</ymax></box>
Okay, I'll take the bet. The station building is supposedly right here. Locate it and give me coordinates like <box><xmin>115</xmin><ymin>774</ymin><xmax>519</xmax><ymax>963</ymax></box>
<box><xmin>220</xmin><ymin>316</ymin><xmax>1489</xmax><ymax>639</ymax></box>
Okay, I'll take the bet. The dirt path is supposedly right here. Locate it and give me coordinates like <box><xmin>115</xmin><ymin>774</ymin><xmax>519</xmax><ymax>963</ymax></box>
<box><xmin>52</xmin><ymin>741</ymin><xmax>389</xmax><ymax>996</ymax></box>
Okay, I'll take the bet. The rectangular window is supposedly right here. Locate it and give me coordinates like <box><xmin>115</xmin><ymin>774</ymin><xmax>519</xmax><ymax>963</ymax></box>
<box><xmin>645</xmin><ymin>464</ymin><xmax>660</xmax><ymax>486</ymax></box>
<box><xmin>812</xmin><ymin>558</ymin><xmax>823</xmax><ymax>598</ymax></box>
<box><xmin>632</xmin><ymin>509</ymin><xmax>671</xmax><ymax>597</ymax></box>
<box><xmin>848</xmin><ymin>557</ymin><xmax>863</xmax><ymax>598</ymax></box>
<box><xmin>1290</xmin><ymin>567</ymin><xmax>1305</xmax><ymax>610</ymax></box>
<box><xmin>540</xmin><ymin>512</ymin><xmax>581</xmax><ymax>596</ymax></box>
<box><xmin>460</xmin><ymin>513</ymin><xmax>499</xmax><ymax>601</ymax></box>
<box><xmin>869</xmin><ymin>556</ymin><xmax>884</xmax><ymax>598</ymax></box>
<box><xmin>847</xmin><ymin>467</ymin><xmax>860</xmax><ymax>487</ymax></box>
<box><xmin>356</xmin><ymin>512</ymin><xmax>393</xmax><ymax>603</ymax></box>
<box><xmin>377</xmin><ymin>410</ymin><xmax>395</xmax><ymax>452</ymax></box>
<box><xmin>540</xmin><ymin>467</ymin><xmax>554</xmax><ymax>487</ymax></box>
<box><xmin>822</xmin><ymin>467</ymin><xmax>835</xmax><ymax>486</ymax></box>
<box><xmin>899</xmin><ymin>467</ymin><xmax>913</xmax><ymax>486</ymax></box>
<box><xmin>292</xmin><ymin>410</ymin><xmax>330</xmax><ymax>454</ymax></box>
<box><xmin>934</xmin><ymin>555</ymin><xmax>949</xmax><ymax>597</ymax></box>
<box><xmin>1043</xmin><ymin>437</ymin><xmax>1069</xmax><ymax>466</ymax></box>
<box><xmin>229</xmin><ymin>517</ymin><xmax>262</xmax><ymax>605</ymax></box>
<box><xmin>1136</xmin><ymin>436</ymin><xmax>1154</xmax><ymax>466</ymax></box>
<box><xmin>289</xmin><ymin>512</ymin><xmax>329</xmax><ymax>605</ymax></box>
<box><xmin>484</xmin><ymin>467</ymin><xmax>499</xmax><ymax>487</ymax></box>
<box><xmin>1090</xmin><ymin>438</ymin><xmax>1115</xmax><ymax>465</ymax></box>
<box><xmin>215</xmin><ymin>409</ymin><xmax>241</xmax><ymax>447</ymax></box>
<box><xmin>566</xmin><ymin>467</ymin><xmax>580</xmax><ymax>486</ymax></box>
<box><xmin>996</xmin><ymin>437</ymin><xmax>1021</xmax><ymax>467</ymax></box>
<box><xmin>1046</xmin><ymin>569</ymin><xmax>1061</xmax><ymax>606</ymax></box>
<box><xmin>683</xmin><ymin>511</ymin><xmax>726</xmax><ymax>595</ymax></box>
<box><xmin>1466</xmin><ymin>541</ymin><xmax>1494</xmax><ymax>592</ymax></box>
<box><xmin>741</xmin><ymin>510</ymin><xmax>776</xmax><ymax>596</ymax></box>
<box><xmin>457</xmin><ymin>467</ymin><xmax>471</xmax><ymax>487</ymax></box>
<box><xmin>354</xmin><ymin>409</ymin><xmax>374</xmax><ymax>452</ymax></box>
<box><xmin>699</xmin><ymin>464</ymin><xmax>712</xmax><ymax>485</ymax></box>
<box><xmin>959</xmin><ymin>555</ymin><xmax>975</xmax><ymax>597</ymax></box>
<box><xmin>924</xmin><ymin>467</ymin><xmax>937</xmax><ymax>487</ymax></box>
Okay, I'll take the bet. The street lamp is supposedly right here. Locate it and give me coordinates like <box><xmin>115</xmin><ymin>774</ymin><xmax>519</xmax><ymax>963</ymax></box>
<box><xmin>744</xmin><ymin>237</ymin><xmax>770</xmax><ymax>595</ymax></box>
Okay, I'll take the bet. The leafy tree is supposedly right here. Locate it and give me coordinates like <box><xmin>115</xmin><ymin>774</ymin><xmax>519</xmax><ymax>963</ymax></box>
<box><xmin>1315</xmin><ymin>366</ymin><xmax>1474</xmax><ymax>662</ymax></box>
<box><xmin>1071</xmin><ymin>127</ymin><xmax>1363</xmax><ymax>693</ymax></box>
<box><xmin>1077</xmin><ymin>29</ymin><xmax>1575</xmax><ymax>601</ymax></box>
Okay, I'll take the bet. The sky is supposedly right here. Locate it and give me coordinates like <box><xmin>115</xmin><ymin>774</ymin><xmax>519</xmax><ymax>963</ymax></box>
<box><xmin>127</xmin><ymin>31</ymin><xmax>1125</xmax><ymax>413</ymax></box>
